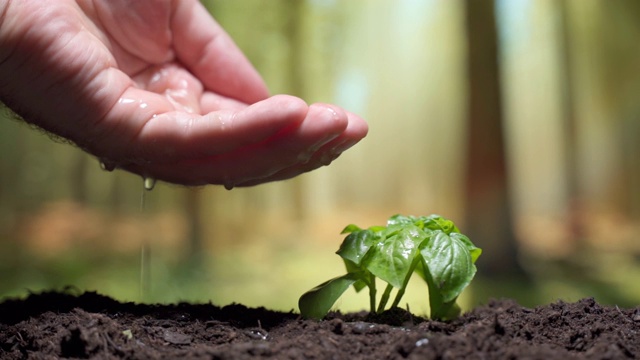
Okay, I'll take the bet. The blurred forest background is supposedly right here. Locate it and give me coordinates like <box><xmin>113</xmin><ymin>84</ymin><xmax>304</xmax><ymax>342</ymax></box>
<box><xmin>2</xmin><ymin>0</ymin><xmax>640</xmax><ymax>315</ymax></box>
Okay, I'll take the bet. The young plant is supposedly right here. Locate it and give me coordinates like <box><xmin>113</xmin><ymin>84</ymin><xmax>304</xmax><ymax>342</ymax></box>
<box><xmin>298</xmin><ymin>214</ymin><xmax>481</xmax><ymax>320</ymax></box>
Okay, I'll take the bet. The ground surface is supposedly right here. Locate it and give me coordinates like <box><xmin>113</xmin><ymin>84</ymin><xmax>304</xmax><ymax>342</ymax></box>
<box><xmin>0</xmin><ymin>291</ymin><xmax>639</xmax><ymax>359</ymax></box>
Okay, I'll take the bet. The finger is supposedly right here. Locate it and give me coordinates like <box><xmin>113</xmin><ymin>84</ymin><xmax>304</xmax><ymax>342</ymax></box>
<box><xmin>236</xmin><ymin>111</ymin><xmax>368</xmax><ymax>186</ymax></box>
<box><xmin>171</xmin><ymin>0</ymin><xmax>269</xmax><ymax>103</ymax></box>
<box><xmin>132</xmin><ymin>94</ymin><xmax>310</xmax><ymax>162</ymax></box>
<box><xmin>126</xmin><ymin>103</ymin><xmax>351</xmax><ymax>185</ymax></box>
<box><xmin>200</xmin><ymin>91</ymin><xmax>249</xmax><ymax>113</ymax></box>
<box><xmin>89</xmin><ymin>0</ymin><xmax>174</xmax><ymax>74</ymax></box>
<box><xmin>91</xmin><ymin>0</ymin><xmax>172</xmax><ymax>59</ymax></box>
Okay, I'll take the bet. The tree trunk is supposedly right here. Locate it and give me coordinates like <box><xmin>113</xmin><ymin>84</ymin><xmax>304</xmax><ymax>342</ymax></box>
<box><xmin>462</xmin><ymin>0</ymin><xmax>523</xmax><ymax>277</ymax></box>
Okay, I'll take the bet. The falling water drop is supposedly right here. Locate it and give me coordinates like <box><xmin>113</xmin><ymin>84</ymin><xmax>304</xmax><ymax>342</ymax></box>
<box><xmin>99</xmin><ymin>159</ymin><xmax>116</xmax><ymax>172</ymax></box>
<box><xmin>139</xmin><ymin>176</ymin><xmax>154</xmax><ymax>303</ymax></box>
<box><xmin>143</xmin><ymin>177</ymin><xmax>157</xmax><ymax>191</ymax></box>
<box><xmin>224</xmin><ymin>183</ymin><xmax>234</xmax><ymax>191</ymax></box>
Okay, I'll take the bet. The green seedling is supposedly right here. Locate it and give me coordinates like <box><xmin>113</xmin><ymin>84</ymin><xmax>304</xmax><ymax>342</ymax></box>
<box><xmin>299</xmin><ymin>214</ymin><xmax>481</xmax><ymax>320</ymax></box>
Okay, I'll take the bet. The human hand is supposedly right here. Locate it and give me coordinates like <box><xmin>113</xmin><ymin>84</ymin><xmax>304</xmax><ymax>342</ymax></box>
<box><xmin>0</xmin><ymin>0</ymin><xmax>368</xmax><ymax>186</ymax></box>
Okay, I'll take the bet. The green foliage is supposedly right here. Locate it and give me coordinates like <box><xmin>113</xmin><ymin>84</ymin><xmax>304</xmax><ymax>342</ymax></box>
<box><xmin>299</xmin><ymin>214</ymin><xmax>481</xmax><ymax>320</ymax></box>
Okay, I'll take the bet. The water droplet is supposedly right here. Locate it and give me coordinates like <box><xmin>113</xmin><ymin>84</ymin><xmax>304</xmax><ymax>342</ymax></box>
<box><xmin>99</xmin><ymin>159</ymin><xmax>116</xmax><ymax>172</ymax></box>
<box><xmin>222</xmin><ymin>175</ymin><xmax>234</xmax><ymax>190</ymax></box>
<box><xmin>415</xmin><ymin>338</ymin><xmax>429</xmax><ymax>347</ymax></box>
<box><xmin>319</xmin><ymin>154</ymin><xmax>335</xmax><ymax>166</ymax></box>
<box><xmin>143</xmin><ymin>177</ymin><xmax>156</xmax><ymax>191</ymax></box>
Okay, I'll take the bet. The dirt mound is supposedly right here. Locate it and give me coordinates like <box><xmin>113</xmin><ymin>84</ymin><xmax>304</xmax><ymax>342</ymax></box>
<box><xmin>1</xmin><ymin>291</ymin><xmax>638</xmax><ymax>359</ymax></box>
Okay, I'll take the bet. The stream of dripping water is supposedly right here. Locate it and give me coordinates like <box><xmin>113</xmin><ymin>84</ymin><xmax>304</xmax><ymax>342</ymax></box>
<box><xmin>139</xmin><ymin>177</ymin><xmax>156</xmax><ymax>302</ymax></box>
<box><xmin>98</xmin><ymin>161</ymin><xmax>155</xmax><ymax>302</ymax></box>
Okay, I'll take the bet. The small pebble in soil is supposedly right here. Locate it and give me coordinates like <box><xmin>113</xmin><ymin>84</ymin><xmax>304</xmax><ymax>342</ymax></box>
<box><xmin>163</xmin><ymin>330</ymin><xmax>192</xmax><ymax>345</ymax></box>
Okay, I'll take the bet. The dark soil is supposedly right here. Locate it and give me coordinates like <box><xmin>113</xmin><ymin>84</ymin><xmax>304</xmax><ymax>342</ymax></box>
<box><xmin>0</xmin><ymin>291</ymin><xmax>639</xmax><ymax>359</ymax></box>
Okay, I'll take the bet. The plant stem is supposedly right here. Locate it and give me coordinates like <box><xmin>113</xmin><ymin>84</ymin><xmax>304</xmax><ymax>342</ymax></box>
<box><xmin>391</xmin><ymin>287</ymin><xmax>405</xmax><ymax>309</ymax></box>
<box><xmin>377</xmin><ymin>283</ymin><xmax>394</xmax><ymax>313</ymax></box>
<box><xmin>391</xmin><ymin>258</ymin><xmax>420</xmax><ymax>309</ymax></box>
<box><xmin>368</xmin><ymin>274</ymin><xmax>377</xmax><ymax>313</ymax></box>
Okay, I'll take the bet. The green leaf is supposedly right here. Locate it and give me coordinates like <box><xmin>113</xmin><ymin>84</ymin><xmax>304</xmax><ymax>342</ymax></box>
<box><xmin>387</xmin><ymin>214</ymin><xmax>416</xmax><ymax>227</ymax></box>
<box><xmin>450</xmin><ymin>233</ymin><xmax>482</xmax><ymax>263</ymax></box>
<box><xmin>421</xmin><ymin>214</ymin><xmax>460</xmax><ymax>234</ymax></box>
<box><xmin>342</xmin><ymin>259</ymin><xmax>369</xmax><ymax>292</ymax></box>
<box><xmin>369</xmin><ymin>225</ymin><xmax>387</xmax><ymax>233</ymax></box>
<box><xmin>336</xmin><ymin>229</ymin><xmax>380</xmax><ymax>266</ymax></box>
<box><xmin>299</xmin><ymin>274</ymin><xmax>360</xmax><ymax>319</ymax></box>
<box><xmin>420</xmin><ymin>230</ymin><xmax>476</xmax><ymax>303</ymax></box>
<box><xmin>340</xmin><ymin>224</ymin><xmax>362</xmax><ymax>234</ymax></box>
<box><xmin>417</xmin><ymin>258</ymin><xmax>463</xmax><ymax>321</ymax></box>
<box><xmin>364</xmin><ymin>225</ymin><xmax>426</xmax><ymax>288</ymax></box>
